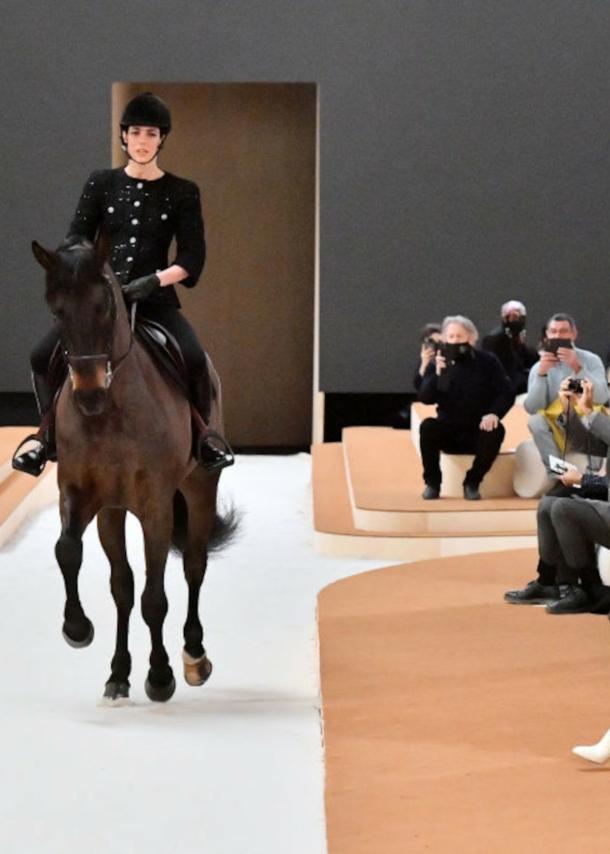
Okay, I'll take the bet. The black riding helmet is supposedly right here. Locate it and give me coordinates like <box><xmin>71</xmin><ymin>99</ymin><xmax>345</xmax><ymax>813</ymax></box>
<box><xmin>120</xmin><ymin>92</ymin><xmax>171</xmax><ymax>151</ymax></box>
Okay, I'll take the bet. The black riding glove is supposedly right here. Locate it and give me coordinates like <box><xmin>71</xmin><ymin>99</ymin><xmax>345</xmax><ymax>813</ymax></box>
<box><xmin>121</xmin><ymin>273</ymin><xmax>161</xmax><ymax>302</ymax></box>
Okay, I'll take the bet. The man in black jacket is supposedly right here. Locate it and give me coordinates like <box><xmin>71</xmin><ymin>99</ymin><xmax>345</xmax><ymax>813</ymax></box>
<box><xmin>482</xmin><ymin>300</ymin><xmax>538</xmax><ymax>394</ymax></box>
<box><xmin>418</xmin><ymin>315</ymin><xmax>516</xmax><ymax>500</ymax></box>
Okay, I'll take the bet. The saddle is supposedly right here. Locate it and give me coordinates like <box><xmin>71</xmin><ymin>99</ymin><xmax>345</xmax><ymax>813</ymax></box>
<box><xmin>135</xmin><ymin>318</ymin><xmax>217</xmax><ymax>441</ymax></box>
<box><xmin>135</xmin><ymin>317</ymin><xmax>190</xmax><ymax>397</ymax></box>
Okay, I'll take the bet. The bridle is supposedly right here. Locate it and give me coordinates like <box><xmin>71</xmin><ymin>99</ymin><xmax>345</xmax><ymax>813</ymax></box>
<box><xmin>64</xmin><ymin>272</ymin><xmax>134</xmax><ymax>390</ymax></box>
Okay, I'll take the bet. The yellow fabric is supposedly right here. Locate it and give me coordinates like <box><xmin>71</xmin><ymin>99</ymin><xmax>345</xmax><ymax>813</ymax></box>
<box><xmin>539</xmin><ymin>400</ymin><xmax>608</xmax><ymax>453</ymax></box>
<box><xmin>539</xmin><ymin>399</ymin><xmax>567</xmax><ymax>452</ymax></box>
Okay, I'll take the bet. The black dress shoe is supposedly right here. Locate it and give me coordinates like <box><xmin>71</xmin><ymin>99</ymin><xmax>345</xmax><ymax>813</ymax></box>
<box><xmin>12</xmin><ymin>438</ymin><xmax>48</xmax><ymax>477</ymax></box>
<box><xmin>463</xmin><ymin>483</ymin><xmax>481</xmax><ymax>500</ymax></box>
<box><xmin>504</xmin><ymin>579</ymin><xmax>560</xmax><ymax>605</ymax></box>
<box><xmin>588</xmin><ymin>588</ymin><xmax>610</xmax><ymax>615</ymax></box>
<box><xmin>422</xmin><ymin>484</ymin><xmax>440</xmax><ymax>500</ymax></box>
<box><xmin>198</xmin><ymin>439</ymin><xmax>235</xmax><ymax>472</ymax></box>
<box><xmin>546</xmin><ymin>584</ymin><xmax>591</xmax><ymax>615</ymax></box>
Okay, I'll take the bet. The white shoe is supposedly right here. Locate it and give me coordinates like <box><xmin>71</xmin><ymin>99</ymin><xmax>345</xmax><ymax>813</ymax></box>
<box><xmin>572</xmin><ymin>727</ymin><xmax>610</xmax><ymax>764</ymax></box>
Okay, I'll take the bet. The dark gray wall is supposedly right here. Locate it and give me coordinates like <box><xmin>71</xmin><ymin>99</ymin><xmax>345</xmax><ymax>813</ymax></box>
<box><xmin>3</xmin><ymin>1</ymin><xmax>610</xmax><ymax>393</ymax></box>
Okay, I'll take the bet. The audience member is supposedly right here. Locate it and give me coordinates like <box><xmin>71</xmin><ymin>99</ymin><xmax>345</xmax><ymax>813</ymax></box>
<box><xmin>482</xmin><ymin>300</ymin><xmax>538</xmax><ymax>394</ymax></box>
<box><xmin>505</xmin><ymin>377</ymin><xmax>610</xmax><ymax>614</ymax></box>
<box><xmin>523</xmin><ymin>313</ymin><xmax>607</xmax><ymax>478</ymax></box>
<box><xmin>413</xmin><ymin>323</ymin><xmax>442</xmax><ymax>391</ymax></box>
<box><xmin>417</xmin><ymin>315</ymin><xmax>515</xmax><ymax>501</ymax></box>
<box><xmin>536</xmin><ymin>323</ymin><xmax>550</xmax><ymax>354</ymax></box>
<box><xmin>397</xmin><ymin>323</ymin><xmax>443</xmax><ymax>426</ymax></box>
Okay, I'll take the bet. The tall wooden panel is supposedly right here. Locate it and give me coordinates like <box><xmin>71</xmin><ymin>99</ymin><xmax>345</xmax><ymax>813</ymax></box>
<box><xmin>113</xmin><ymin>82</ymin><xmax>317</xmax><ymax>448</ymax></box>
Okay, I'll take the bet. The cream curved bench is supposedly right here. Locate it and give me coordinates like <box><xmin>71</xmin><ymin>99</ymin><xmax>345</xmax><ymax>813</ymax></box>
<box><xmin>512</xmin><ymin>440</ymin><xmax>549</xmax><ymax>498</ymax></box>
<box><xmin>512</xmin><ymin>439</ymin><xmax>592</xmax><ymax>499</ymax></box>
<box><xmin>439</xmin><ymin>450</ymin><xmax>516</xmax><ymax>498</ymax></box>
<box><xmin>597</xmin><ymin>547</ymin><xmax>610</xmax><ymax>585</ymax></box>
<box><xmin>410</xmin><ymin>401</ymin><xmax>533</xmax><ymax>499</ymax></box>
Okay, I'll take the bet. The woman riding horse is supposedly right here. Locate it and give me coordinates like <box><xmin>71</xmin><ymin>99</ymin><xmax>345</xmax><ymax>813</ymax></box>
<box><xmin>31</xmin><ymin>232</ymin><xmax>237</xmax><ymax>702</ymax></box>
<box><xmin>13</xmin><ymin>91</ymin><xmax>232</xmax><ymax>476</ymax></box>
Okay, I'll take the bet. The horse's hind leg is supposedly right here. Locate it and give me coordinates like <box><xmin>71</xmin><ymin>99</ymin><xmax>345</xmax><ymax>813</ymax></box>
<box><xmin>97</xmin><ymin>508</ymin><xmax>134</xmax><ymax>703</ymax></box>
<box><xmin>56</xmin><ymin>491</ymin><xmax>96</xmax><ymax>647</ymax></box>
<box><xmin>179</xmin><ymin>474</ymin><xmax>218</xmax><ymax>687</ymax></box>
<box><xmin>181</xmin><ymin>541</ymin><xmax>212</xmax><ymax>687</ymax></box>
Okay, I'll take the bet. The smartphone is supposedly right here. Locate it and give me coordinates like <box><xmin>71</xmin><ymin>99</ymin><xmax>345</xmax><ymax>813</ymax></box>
<box><xmin>545</xmin><ymin>338</ymin><xmax>573</xmax><ymax>354</ymax></box>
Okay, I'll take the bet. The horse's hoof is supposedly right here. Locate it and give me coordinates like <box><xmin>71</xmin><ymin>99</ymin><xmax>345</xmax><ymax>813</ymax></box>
<box><xmin>145</xmin><ymin>675</ymin><xmax>176</xmax><ymax>703</ymax></box>
<box><xmin>99</xmin><ymin>696</ymin><xmax>134</xmax><ymax>708</ymax></box>
<box><xmin>103</xmin><ymin>680</ymin><xmax>131</xmax><ymax>703</ymax></box>
<box><xmin>62</xmin><ymin>619</ymin><xmax>94</xmax><ymax>648</ymax></box>
<box><xmin>182</xmin><ymin>650</ymin><xmax>213</xmax><ymax>686</ymax></box>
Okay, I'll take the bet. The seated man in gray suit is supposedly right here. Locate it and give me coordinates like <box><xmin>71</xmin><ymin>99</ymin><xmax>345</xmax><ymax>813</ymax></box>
<box><xmin>505</xmin><ymin>377</ymin><xmax>610</xmax><ymax>614</ymax></box>
<box><xmin>523</xmin><ymin>312</ymin><xmax>607</xmax><ymax>481</ymax></box>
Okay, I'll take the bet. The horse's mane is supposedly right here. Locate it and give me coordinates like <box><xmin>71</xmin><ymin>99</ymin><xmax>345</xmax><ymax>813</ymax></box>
<box><xmin>46</xmin><ymin>235</ymin><xmax>107</xmax><ymax>297</ymax></box>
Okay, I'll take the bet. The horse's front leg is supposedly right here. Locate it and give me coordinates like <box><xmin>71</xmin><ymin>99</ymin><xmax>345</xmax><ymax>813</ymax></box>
<box><xmin>140</xmin><ymin>510</ymin><xmax>175</xmax><ymax>702</ymax></box>
<box><xmin>97</xmin><ymin>508</ymin><xmax>134</xmax><ymax>703</ymax></box>
<box><xmin>55</xmin><ymin>489</ymin><xmax>97</xmax><ymax>647</ymax></box>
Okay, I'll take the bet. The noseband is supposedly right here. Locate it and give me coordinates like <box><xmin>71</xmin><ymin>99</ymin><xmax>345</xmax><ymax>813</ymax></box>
<box><xmin>66</xmin><ymin>353</ymin><xmax>115</xmax><ymax>389</ymax></box>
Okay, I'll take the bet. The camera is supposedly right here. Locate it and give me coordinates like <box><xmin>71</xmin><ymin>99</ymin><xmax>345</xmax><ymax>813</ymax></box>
<box><xmin>566</xmin><ymin>378</ymin><xmax>583</xmax><ymax>393</ymax></box>
<box><xmin>423</xmin><ymin>336</ymin><xmax>440</xmax><ymax>352</ymax></box>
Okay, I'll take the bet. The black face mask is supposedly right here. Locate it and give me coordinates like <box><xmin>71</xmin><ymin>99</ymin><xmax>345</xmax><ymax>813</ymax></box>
<box><xmin>441</xmin><ymin>342</ymin><xmax>473</xmax><ymax>363</ymax></box>
<box><xmin>503</xmin><ymin>319</ymin><xmax>525</xmax><ymax>337</ymax></box>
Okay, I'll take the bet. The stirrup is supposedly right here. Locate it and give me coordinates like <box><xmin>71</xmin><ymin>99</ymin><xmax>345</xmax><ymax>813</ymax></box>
<box><xmin>197</xmin><ymin>429</ymin><xmax>235</xmax><ymax>472</ymax></box>
<box><xmin>11</xmin><ymin>434</ymin><xmax>48</xmax><ymax>478</ymax></box>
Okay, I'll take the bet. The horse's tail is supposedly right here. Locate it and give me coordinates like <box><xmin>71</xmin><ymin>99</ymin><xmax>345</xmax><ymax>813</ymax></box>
<box><xmin>170</xmin><ymin>490</ymin><xmax>241</xmax><ymax>556</ymax></box>
<box><xmin>209</xmin><ymin>503</ymin><xmax>241</xmax><ymax>552</ymax></box>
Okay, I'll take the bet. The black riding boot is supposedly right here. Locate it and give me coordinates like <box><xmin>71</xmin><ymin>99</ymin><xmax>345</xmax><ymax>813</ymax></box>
<box><xmin>12</xmin><ymin>372</ymin><xmax>57</xmax><ymax>477</ymax></box>
<box><xmin>190</xmin><ymin>375</ymin><xmax>234</xmax><ymax>473</ymax></box>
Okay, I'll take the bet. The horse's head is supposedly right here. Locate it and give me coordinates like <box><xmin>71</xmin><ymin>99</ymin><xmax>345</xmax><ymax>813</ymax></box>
<box><xmin>33</xmin><ymin>231</ymin><xmax>119</xmax><ymax>416</ymax></box>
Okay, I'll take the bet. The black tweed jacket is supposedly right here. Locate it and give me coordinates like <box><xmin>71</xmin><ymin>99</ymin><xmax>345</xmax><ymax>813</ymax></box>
<box><xmin>68</xmin><ymin>168</ymin><xmax>206</xmax><ymax>307</ymax></box>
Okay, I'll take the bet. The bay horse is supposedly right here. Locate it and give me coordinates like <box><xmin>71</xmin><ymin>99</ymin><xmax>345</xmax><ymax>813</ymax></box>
<box><xmin>32</xmin><ymin>232</ymin><xmax>237</xmax><ymax>703</ymax></box>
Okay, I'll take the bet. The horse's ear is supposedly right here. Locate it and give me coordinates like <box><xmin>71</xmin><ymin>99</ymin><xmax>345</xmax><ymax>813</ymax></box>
<box><xmin>94</xmin><ymin>228</ymin><xmax>112</xmax><ymax>266</ymax></box>
<box><xmin>32</xmin><ymin>241</ymin><xmax>57</xmax><ymax>271</ymax></box>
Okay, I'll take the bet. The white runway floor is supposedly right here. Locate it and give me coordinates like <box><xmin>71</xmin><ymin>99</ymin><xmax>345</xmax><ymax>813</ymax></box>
<box><xmin>0</xmin><ymin>454</ymin><xmax>391</xmax><ymax>854</ymax></box>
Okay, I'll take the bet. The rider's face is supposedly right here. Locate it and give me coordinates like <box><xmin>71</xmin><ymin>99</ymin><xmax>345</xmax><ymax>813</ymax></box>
<box><xmin>122</xmin><ymin>126</ymin><xmax>163</xmax><ymax>163</ymax></box>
